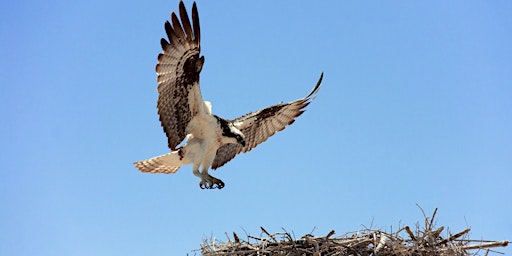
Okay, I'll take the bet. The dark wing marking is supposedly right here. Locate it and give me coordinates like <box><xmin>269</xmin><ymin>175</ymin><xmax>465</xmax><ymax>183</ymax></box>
<box><xmin>212</xmin><ymin>73</ymin><xmax>323</xmax><ymax>169</ymax></box>
<box><xmin>156</xmin><ymin>1</ymin><xmax>205</xmax><ymax>150</ymax></box>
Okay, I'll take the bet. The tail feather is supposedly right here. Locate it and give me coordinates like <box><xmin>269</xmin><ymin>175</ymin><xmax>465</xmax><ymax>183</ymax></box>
<box><xmin>134</xmin><ymin>152</ymin><xmax>183</xmax><ymax>174</ymax></box>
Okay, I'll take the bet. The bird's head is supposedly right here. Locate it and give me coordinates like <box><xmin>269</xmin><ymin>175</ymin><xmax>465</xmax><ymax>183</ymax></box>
<box><xmin>234</xmin><ymin>132</ymin><xmax>246</xmax><ymax>147</ymax></box>
<box><xmin>215</xmin><ymin>115</ymin><xmax>247</xmax><ymax>147</ymax></box>
<box><xmin>228</xmin><ymin>125</ymin><xmax>246</xmax><ymax>147</ymax></box>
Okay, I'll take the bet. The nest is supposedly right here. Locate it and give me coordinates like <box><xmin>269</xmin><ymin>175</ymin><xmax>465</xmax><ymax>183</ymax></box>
<box><xmin>199</xmin><ymin>209</ymin><xmax>508</xmax><ymax>256</ymax></box>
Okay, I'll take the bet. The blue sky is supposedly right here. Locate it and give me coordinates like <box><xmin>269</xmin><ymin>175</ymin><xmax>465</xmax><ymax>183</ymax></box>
<box><xmin>1</xmin><ymin>0</ymin><xmax>511</xmax><ymax>255</ymax></box>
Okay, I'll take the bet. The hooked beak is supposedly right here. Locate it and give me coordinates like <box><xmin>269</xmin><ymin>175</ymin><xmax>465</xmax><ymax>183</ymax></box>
<box><xmin>238</xmin><ymin>137</ymin><xmax>246</xmax><ymax>147</ymax></box>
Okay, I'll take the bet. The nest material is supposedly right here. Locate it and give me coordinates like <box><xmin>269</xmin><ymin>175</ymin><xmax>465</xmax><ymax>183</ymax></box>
<box><xmin>200</xmin><ymin>209</ymin><xmax>508</xmax><ymax>256</ymax></box>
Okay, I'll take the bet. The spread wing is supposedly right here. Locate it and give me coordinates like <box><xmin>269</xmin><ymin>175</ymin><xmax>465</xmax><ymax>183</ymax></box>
<box><xmin>211</xmin><ymin>73</ymin><xmax>323</xmax><ymax>169</ymax></box>
<box><xmin>156</xmin><ymin>1</ymin><xmax>205</xmax><ymax>150</ymax></box>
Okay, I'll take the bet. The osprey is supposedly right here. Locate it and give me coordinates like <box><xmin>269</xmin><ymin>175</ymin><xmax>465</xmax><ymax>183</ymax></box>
<box><xmin>134</xmin><ymin>1</ymin><xmax>323</xmax><ymax>189</ymax></box>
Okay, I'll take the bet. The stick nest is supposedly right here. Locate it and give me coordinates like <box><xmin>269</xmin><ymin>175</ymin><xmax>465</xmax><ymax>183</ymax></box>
<box><xmin>199</xmin><ymin>209</ymin><xmax>508</xmax><ymax>256</ymax></box>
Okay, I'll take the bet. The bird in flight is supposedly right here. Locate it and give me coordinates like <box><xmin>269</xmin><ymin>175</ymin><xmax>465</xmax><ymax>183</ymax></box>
<box><xmin>134</xmin><ymin>1</ymin><xmax>323</xmax><ymax>189</ymax></box>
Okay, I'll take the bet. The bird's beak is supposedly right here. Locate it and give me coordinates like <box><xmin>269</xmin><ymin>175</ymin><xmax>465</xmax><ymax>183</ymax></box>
<box><xmin>238</xmin><ymin>138</ymin><xmax>246</xmax><ymax>147</ymax></box>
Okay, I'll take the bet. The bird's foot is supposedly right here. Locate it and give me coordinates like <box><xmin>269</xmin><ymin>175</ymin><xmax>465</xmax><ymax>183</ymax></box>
<box><xmin>199</xmin><ymin>175</ymin><xmax>225</xmax><ymax>189</ymax></box>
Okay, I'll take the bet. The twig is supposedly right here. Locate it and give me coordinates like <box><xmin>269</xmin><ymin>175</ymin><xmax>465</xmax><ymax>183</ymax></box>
<box><xmin>405</xmin><ymin>226</ymin><xmax>416</xmax><ymax>241</ymax></box>
<box><xmin>460</xmin><ymin>241</ymin><xmax>509</xmax><ymax>250</ymax></box>
<box><xmin>429</xmin><ymin>208</ymin><xmax>438</xmax><ymax>230</ymax></box>
<box><xmin>439</xmin><ymin>228</ymin><xmax>471</xmax><ymax>245</ymax></box>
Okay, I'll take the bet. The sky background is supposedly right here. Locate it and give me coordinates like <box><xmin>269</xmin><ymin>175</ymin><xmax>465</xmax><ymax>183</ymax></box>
<box><xmin>1</xmin><ymin>0</ymin><xmax>511</xmax><ymax>255</ymax></box>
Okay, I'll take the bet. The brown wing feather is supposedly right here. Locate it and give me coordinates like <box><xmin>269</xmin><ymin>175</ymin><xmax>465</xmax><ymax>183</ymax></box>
<box><xmin>192</xmin><ymin>3</ymin><xmax>200</xmax><ymax>44</ymax></box>
<box><xmin>212</xmin><ymin>73</ymin><xmax>323</xmax><ymax>169</ymax></box>
<box><xmin>179</xmin><ymin>2</ymin><xmax>193</xmax><ymax>40</ymax></box>
<box><xmin>156</xmin><ymin>1</ymin><xmax>204</xmax><ymax>150</ymax></box>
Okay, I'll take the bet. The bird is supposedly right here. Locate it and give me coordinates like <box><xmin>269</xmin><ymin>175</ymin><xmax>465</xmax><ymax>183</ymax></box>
<box><xmin>134</xmin><ymin>1</ymin><xmax>323</xmax><ymax>189</ymax></box>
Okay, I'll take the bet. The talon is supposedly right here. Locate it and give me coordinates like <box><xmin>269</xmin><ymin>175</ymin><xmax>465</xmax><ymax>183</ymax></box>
<box><xmin>198</xmin><ymin>175</ymin><xmax>224</xmax><ymax>189</ymax></box>
<box><xmin>213</xmin><ymin>178</ymin><xmax>225</xmax><ymax>189</ymax></box>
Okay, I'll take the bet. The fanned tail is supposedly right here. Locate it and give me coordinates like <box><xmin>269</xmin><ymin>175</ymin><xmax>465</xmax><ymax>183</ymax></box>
<box><xmin>134</xmin><ymin>152</ymin><xmax>183</xmax><ymax>174</ymax></box>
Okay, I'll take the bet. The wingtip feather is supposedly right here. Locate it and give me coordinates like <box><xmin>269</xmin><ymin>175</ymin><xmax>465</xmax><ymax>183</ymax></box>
<box><xmin>171</xmin><ymin>12</ymin><xmax>186</xmax><ymax>40</ymax></box>
<box><xmin>179</xmin><ymin>0</ymin><xmax>193</xmax><ymax>40</ymax></box>
<box><xmin>192</xmin><ymin>2</ymin><xmax>200</xmax><ymax>44</ymax></box>
<box><xmin>305</xmin><ymin>72</ymin><xmax>323</xmax><ymax>100</ymax></box>
<box><xmin>160</xmin><ymin>38</ymin><xmax>169</xmax><ymax>50</ymax></box>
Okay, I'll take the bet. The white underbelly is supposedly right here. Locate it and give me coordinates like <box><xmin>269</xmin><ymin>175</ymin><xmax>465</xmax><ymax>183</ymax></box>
<box><xmin>182</xmin><ymin>113</ymin><xmax>222</xmax><ymax>169</ymax></box>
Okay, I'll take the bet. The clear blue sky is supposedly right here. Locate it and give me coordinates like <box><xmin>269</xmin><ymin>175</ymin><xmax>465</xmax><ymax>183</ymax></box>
<box><xmin>1</xmin><ymin>0</ymin><xmax>511</xmax><ymax>255</ymax></box>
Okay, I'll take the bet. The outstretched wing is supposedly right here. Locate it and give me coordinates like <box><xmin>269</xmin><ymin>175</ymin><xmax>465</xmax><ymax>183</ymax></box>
<box><xmin>211</xmin><ymin>73</ymin><xmax>323</xmax><ymax>169</ymax></box>
<box><xmin>156</xmin><ymin>1</ymin><xmax>205</xmax><ymax>150</ymax></box>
